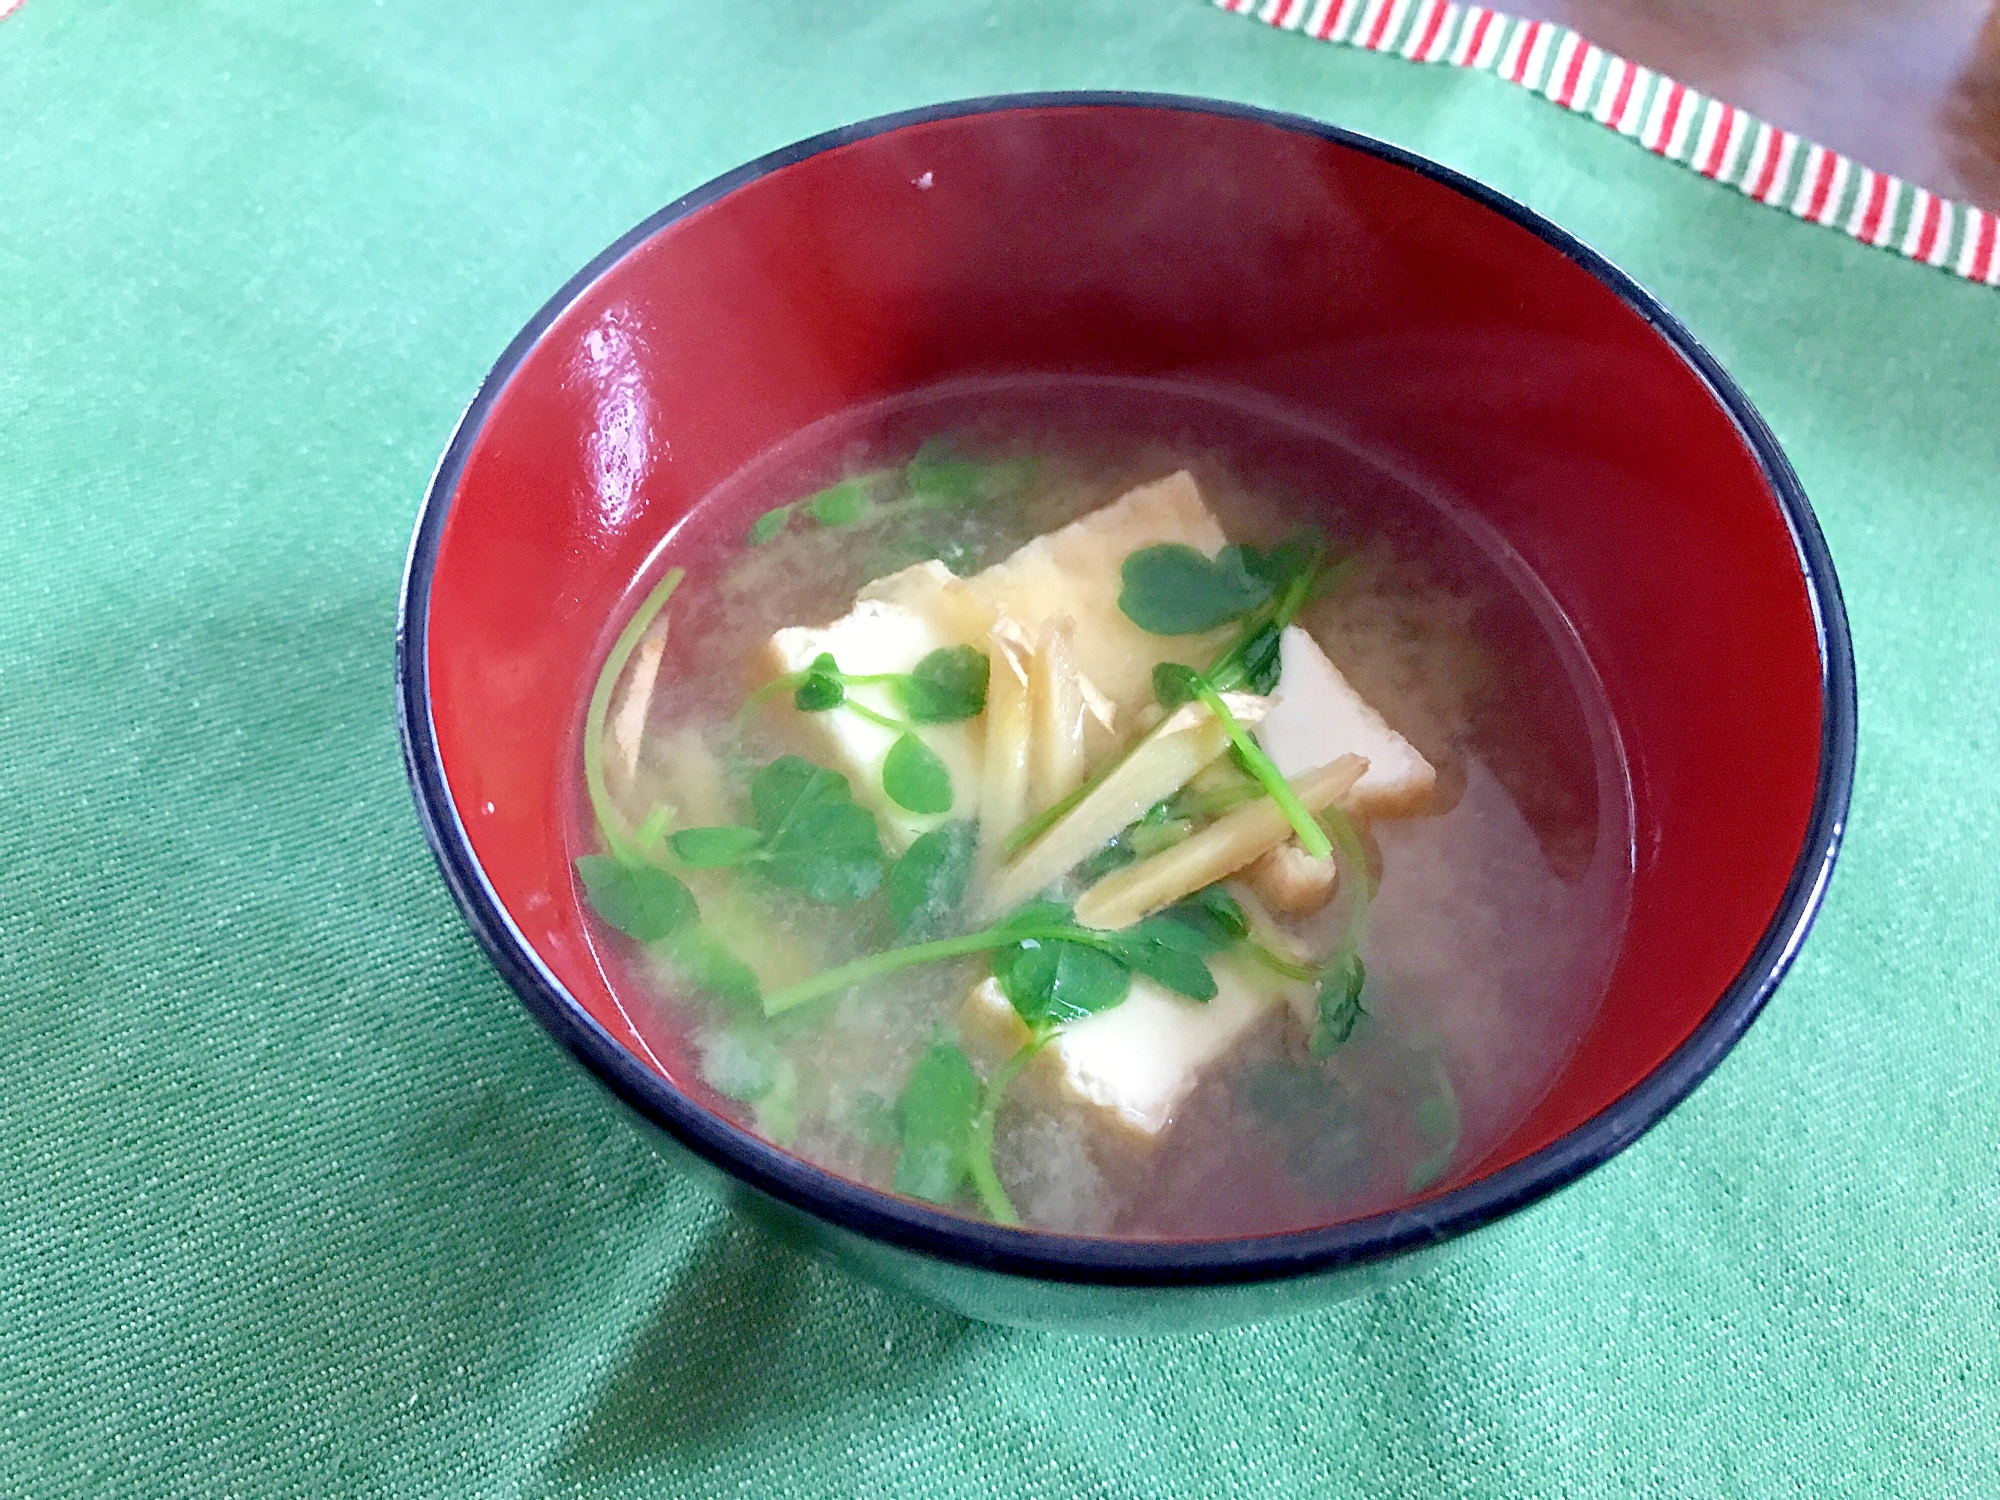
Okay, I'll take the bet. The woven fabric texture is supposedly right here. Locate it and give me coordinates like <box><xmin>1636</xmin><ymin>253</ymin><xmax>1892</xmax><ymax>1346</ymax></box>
<box><xmin>2</xmin><ymin>2</ymin><xmax>1996</xmax><ymax>1496</ymax></box>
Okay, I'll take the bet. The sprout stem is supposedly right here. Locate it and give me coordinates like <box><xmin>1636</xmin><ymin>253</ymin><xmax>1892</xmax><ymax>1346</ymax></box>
<box><xmin>1191</xmin><ymin>681</ymin><xmax>1332</xmax><ymax>859</ymax></box>
<box><xmin>964</xmin><ymin>1038</ymin><xmax>1046</xmax><ymax>1225</ymax></box>
<box><xmin>583</xmin><ymin>568</ymin><xmax>684</xmax><ymax>863</ymax></box>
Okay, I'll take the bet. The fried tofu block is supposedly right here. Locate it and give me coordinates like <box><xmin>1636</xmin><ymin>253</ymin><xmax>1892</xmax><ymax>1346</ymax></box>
<box><xmin>766</xmin><ymin>601</ymin><xmax>982</xmax><ymax>852</ymax></box>
<box><xmin>1243</xmin><ymin>839</ymin><xmax>1341</xmax><ymax>916</ymax></box>
<box><xmin>1260</xmin><ymin>626</ymin><xmax>1435</xmax><ymax>817</ymax></box>
<box><xmin>961</xmin><ymin>951</ymin><xmax>1309</xmax><ymax>1144</ymax></box>
<box><xmin>862</xmin><ymin>470</ymin><xmax>1233</xmax><ymax>724</ymax></box>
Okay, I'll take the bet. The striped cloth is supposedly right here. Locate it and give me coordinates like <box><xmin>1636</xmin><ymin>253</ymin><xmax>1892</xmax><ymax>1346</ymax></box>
<box><xmin>1221</xmin><ymin>0</ymin><xmax>2000</xmax><ymax>286</ymax></box>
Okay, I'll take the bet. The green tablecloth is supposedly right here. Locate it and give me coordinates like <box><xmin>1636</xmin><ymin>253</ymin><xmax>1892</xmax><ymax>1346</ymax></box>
<box><xmin>5</xmin><ymin>2</ymin><xmax>1996</xmax><ymax>1494</ymax></box>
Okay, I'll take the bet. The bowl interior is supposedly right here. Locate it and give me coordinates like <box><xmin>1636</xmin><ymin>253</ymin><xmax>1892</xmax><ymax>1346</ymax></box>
<box><xmin>415</xmin><ymin>100</ymin><xmax>1829</xmax><ymax>1240</ymax></box>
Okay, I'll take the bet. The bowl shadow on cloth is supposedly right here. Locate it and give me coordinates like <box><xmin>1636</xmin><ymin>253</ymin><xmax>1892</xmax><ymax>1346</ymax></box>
<box><xmin>542</xmin><ymin>1213</ymin><xmax>1479</xmax><ymax>1485</ymax></box>
<box><xmin>549</xmin><ymin>1218</ymin><xmax>980</xmax><ymax>1477</ymax></box>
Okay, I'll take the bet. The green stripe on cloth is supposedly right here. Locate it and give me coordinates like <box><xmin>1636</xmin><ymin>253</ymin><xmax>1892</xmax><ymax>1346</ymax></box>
<box><xmin>2</xmin><ymin>1</ymin><xmax>1996</xmax><ymax>1496</ymax></box>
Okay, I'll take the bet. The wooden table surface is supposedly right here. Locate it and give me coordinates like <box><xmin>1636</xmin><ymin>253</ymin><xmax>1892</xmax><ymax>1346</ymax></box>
<box><xmin>1522</xmin><ymin>0</ymin><xmax>2000</xmax><ymax>210</ymax></box>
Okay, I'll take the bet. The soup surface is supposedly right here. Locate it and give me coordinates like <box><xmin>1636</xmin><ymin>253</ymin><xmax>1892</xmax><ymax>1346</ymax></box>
<box><xmin>567</xmin><ymin>376</ymin><xmax>1632</xmax><ymax>1238</ymax></box>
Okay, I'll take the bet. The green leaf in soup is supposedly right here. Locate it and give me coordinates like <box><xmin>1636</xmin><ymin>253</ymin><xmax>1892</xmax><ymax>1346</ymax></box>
<box><xmin>749</xmin><ymin>756</ymin><xmax>885</xmax><ymax>904</ymax></box>
<box><xmin>903</xmin><ymin>439</ymin><xmax>990</xmax><ymax>506</ymax></box>
<box><xmin>659</xmin><ymin>926</ymin><xmax>763</xmax><ymax>1007</ymax></box>
<box><xmin>749</xmin><ymin>755</ymin><xmax>853</xmax><ymax>835</ymax></box>
<box><xmin>575</xmin><ymin>855</ymin><xmax>698</xmax><ymax>941</ymax></box>
<box><xmin>756</xmin><ymin>1075</ymin><xmax>799</xmax><ymax>1147</ymax></box>
<box><xmin>1189</xmin><ymin>883</ymin><xmax>1251</xmax><ymax>938</ymax></box>
<box><xmin>1151</xmin><ymin>660</ymin><xmax>1203</xmax><ymax>710</ymax></box>
<box><xmin>1310</xmin><ymin>951</ymin><xmax>1367</xmax><ymax>1058</ymax></box>
<box><xmin>748</xmin><ymin>504</ymin><xmax>793</xmax><ymax>545</ymax></box>
<box><xmin>883</xmin><ymin>732</ymin><xmax>953</xmax><ymax>814</ymax></box>
<box><xmin>899</xmin><ymin>645</ymin><xmax>990</xmax><ymax>723</ymax></box>
<box><xmin>667</xmin><ymin>825</ymin><xmax>765</xmax><ymax>867</ymax></box>
<box><xmin>1119</xmin><ymin>542</ymin><xmax>1273</xmax><ymax>636</ymax></box>
<box><xmin>767</xmin><ymin>807</ymin><xmax>885</xmax><ymax>903</ymax></box>
<box><xmin>1109</xmin><ymin>936</ymin><xmax>1217</xmax><ymax>1001</ymax></box>
<box><xmin>935</xmin><ymin>537</ymin><xmax>980</xmax><ymax>576</ymax></box>
<box><xmin>1227</xmin><ymin>534</ymin><xmax>1320</xmax><ymax>590</ymax></box>
<box><xmin>632</xmin><ymin>802</ymin><xmax>674</xmax><ymax>857</ymax></box>
<box><xmin>1235</xmin><ymin>1060</ymin><xmax>1371</xmax><ymax>1197</ymax></box>
<box><xmin>793</xmin><ymin>651</ymin><xmax>846</xmax><ymax>712</ymax></box>
<box><xmin>846</xmin><ymin>1090</ymin><xmax>902</xmax><ymax>1147</ymax></box>
<box><xmin>701</xmin><ymin>1034</ymin><xmax>800</xmax><ymax>1146</ymax></box>
<box><xmin>1408</xmin><ymin>1070</ymin><xmax>1461</xmax><ymax>1193</ymax></box>
<box><xmin>893</xmin><ymin>1043</ymin><xmax>982</xmax><ymax>1204</ymax></box>
<box><xmin>994</xmin><ymin>936</ymin><xmax>1131</xmax><ymax>1030</ymax></box>
<box><xmin>807</xmin><ymin>477</ymin><xmax>874</xmax><ymax>526</ymax></box>
<box><xmin>793</xmin><ymin>679</ymin><xmax>843</xmax><ymax>712</ymax></box>
<box><xmin>1416</xmin><ymin>1093</ymin><xmax>1456</xmax><ymax>1143</ymax></box>
<box><xmin>990</xmin><ymin>898</ymin><xmax>1073</xmax><ymax>936</ymax></box>
<box><xmin>1126</xmin><ymin>815</ymin><xmax>1192</xmax><ymax>858</ymax></box>
<box><xmin>889</xmin><ymin>819</ymin><xmax>978</xmax><ymax>935</ymax></box>
<box><xmin>1105</xmin><ymin>893</ymin><xmax>1234</xmax><ymax>1001</ymax></box>
<box><xmin>1140</xmin><ymin>885</ymin><xmax>1248</xmax><ymax>952</ymax></box>
<box><xmin>1073</xmin><ymin>836</ymin><xmax>1139</xmax><ymax>885</ymax></box>
<box><xmin>1235</xmin><ymin>622</ymin><xmax>1284</xmax><ymax>696</ymax></box>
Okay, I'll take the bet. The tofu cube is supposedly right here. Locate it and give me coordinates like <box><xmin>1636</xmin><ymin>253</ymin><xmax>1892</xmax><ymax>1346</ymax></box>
<box><xmin>766</xmin><ymin>600</ymin><xmax>982</xmax><ymax>852</ymax></box>
<box><xmin>1260</xmin><ymin>626</ymin><xmax>1435</xmax><ymax>817</ymax></box>
<box><xmin>774</xmin><ymin>470</ymin><xmax>1240</xmax><ymax>852</ymax></box>
<box><xmin>864</xmin><ymin>470</ymin><xmax>1234</xmax><ymax>723</ymax></box>
<box><xmin>962</xmin><ymin>951</ymin><xmax>1309</xmax><ymax>1143</ymax></box>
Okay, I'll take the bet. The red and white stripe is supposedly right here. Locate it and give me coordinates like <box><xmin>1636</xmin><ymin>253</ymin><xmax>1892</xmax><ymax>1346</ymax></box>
<box><xmin>1221</xmin><ymin>0</ymin><xmax>1999</xmax><ymax>288</ymax></box>
<box><xmin>1690</xmin><ymin>100</ymin><xmax>1749</xmax><ymax>181</ymax></box>
<box><xmin>1593</xmin><ymin>59</ymin><xmax>1650</xmax><ymax>135</ymax></box>
<box><xmin>1789</xmin><ymin>144</ymin><xmax>1849</xmax><ymax>226</ymax></box>
<box><xmin>1450</xmin><ymin>6</ymin><xmax>1505</xmax><ymax>67</ymax></box>
<box><xmin>1311</xmin><ymin>0</ymin><xmax>1365</xmax><ymax>42</ymax></box>
<box><xmin>1347</xmin><ymin>0</ymin><xmax>1390</xmax><ymax>43</ymax></box>
<box><xmin>1514</xmin><ymin>20</ymin><xmax>1560</xmax><ymax>86</ymax></box>
<box><xmin>1901</xmin><ymin>190</ymin><xmax>1954</xmax><ymax>267</ymax></box>
<box><xmin>1844</xmin><ymin>169</ymin><xmax>1897</xmax><ymax>246</ymax></box>
<box><xmin>1341</xmin><ymin>0</ymin><xmax>1385</xmax><ymax>46</ymax></box>
<box><xmin>1640</xmin><ymin>79</ymin><xmax>1697</xmax><ymax>158</ymax></box>
<box><xmin>1524</xmin><ymin>21</ymin><xmax>1562</xmax><ymax>88</ymax></box>
<box><xmin>1588</xmin><ymin>56</ymin><xmax>1624</xmax><ymax>124</ymax></box>
<box><xmin>1956</xmin><ymin>210</ymin><xmax>2000</xmax><ymax>285</ymax></box>
<box><xmin>1496</xmin><ymin>18</ymin><xmax>1539</xmax><ymax>83</ymax></box>
<box><xmin>1739</xmin><ymin>123</ymin><xmax>1801</xmax><ymax>204</ymax></box>
<box><xmin>1358</xmin><ymin>0</ymin><xmax>1412</xmax><ymax>50</ymax></box>
<box><xmin>1544</xmin><ymin>33</ymin><xmax>1599</xmax><ymax>108</ymax></box>
<box><xmin>1402</xmin><ymin>0</ymin><xmax>1455</xmax><ymax>61</ymax></box>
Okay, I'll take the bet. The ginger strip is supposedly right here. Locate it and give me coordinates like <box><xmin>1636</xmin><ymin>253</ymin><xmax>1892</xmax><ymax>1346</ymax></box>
<box><xmin>1074</xmin><ymin>755</ymin><xmax>1366</xmax><ymax>930</ymax></box>
<box><xmin>977</xmin><ymin>694</ymin><xmax>1269</xmax><ymax>920</ymax></box>
<box><xmin>975</xmin><ymin>627</ymin><xmax>1035</xmax><ymax>871</ymax></box>
<box><xmin>607</xmin><ymin>626</ymin><xmax>667</xmax><ymax>782</ymax></box>
<box><xmin>1029</xmin><ymin>617</ymin><xmax>1088</xmax><ymax>818</ymax></box>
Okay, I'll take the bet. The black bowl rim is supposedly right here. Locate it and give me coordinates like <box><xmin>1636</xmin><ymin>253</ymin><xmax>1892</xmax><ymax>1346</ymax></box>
<box><xmin>395</xmin><ymin>91</ymin><xmax>1856</xmax><ymax>1289</ymax></box>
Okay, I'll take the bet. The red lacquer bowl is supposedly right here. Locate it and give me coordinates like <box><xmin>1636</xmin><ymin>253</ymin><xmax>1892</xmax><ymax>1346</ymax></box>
<box><xmin>397</xmin><ymin>95</ymin><xmax>1853</xmax><ymax>1331</ymax></box>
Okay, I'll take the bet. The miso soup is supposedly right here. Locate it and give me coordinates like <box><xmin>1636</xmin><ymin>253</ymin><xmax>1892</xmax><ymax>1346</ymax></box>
<box><xmin>567</xmin><ymin>376</ymin><xmax>1631</xmax><ymax>1238</ymax></box>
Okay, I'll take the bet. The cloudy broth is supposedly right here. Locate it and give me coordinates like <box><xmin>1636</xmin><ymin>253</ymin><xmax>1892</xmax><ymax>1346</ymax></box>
<box><xmin>569</xmin><ymin>375</ymin><xmax>1632</xmax><ymax>1239</ymax></box>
